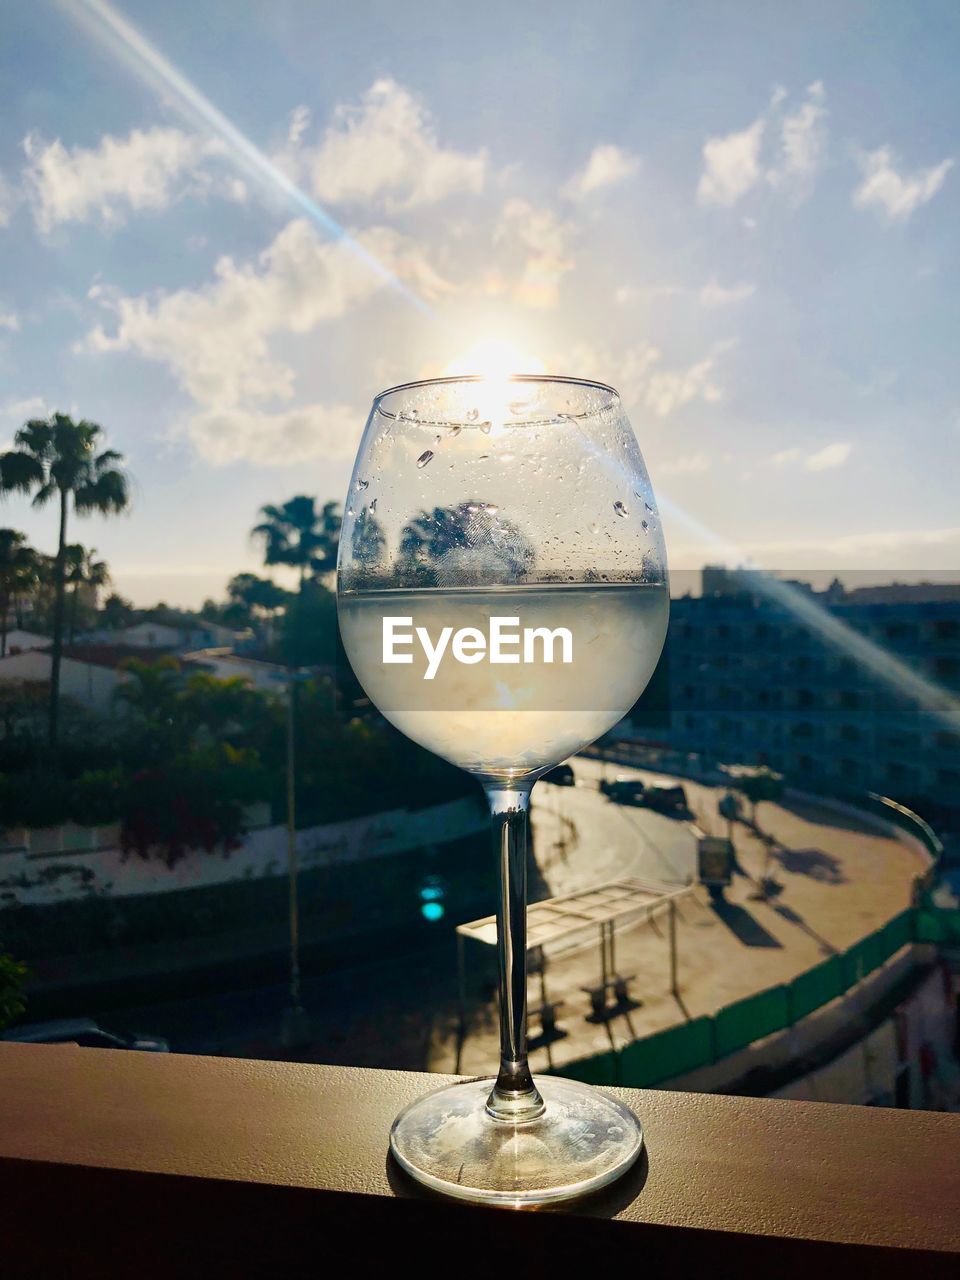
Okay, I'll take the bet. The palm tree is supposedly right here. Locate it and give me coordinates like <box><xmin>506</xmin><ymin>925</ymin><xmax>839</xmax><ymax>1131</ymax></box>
<box><xmin>227</xmin><ymin>571</ymin><xmax>291</xmax><ymax>642</ymax></box>
<box><xmin>0</xmin><ymin>414</ymin><xmax>130</xmax><ymax>746</ymax></box>
<box><xmin>252</xmin><ymin>497</ymin><xmax>341</xmax><ymax>589</ymax></box>
<box><xmin>0</xmin><ymin>529</ymin><xmax>37</xmax><ymax>656</ymax></box>
<box><xmin>100</xmin><ymin>591</ymin><xmax>135</xmax><ymax>631</ymax></box>
<box><xmin>115</xmin><ymin>655</ymin><xmax>182</xmax><ymax>731</ymax></box>
<box><xmin>64</xmin><ymin>544</ymin><xmax>111</xmax><ymax>643</ymax></box>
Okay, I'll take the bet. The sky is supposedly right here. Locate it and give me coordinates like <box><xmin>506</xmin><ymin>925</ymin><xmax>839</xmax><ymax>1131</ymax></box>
<box><xmin>0</xmin><ymin>0</ymin><xmax>958</xmax><ymax>607</ymax></box>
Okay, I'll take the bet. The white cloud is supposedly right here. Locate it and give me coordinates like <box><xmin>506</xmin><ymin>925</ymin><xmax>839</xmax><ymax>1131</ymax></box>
<box><xmin>699</xmin><ymin>277</ymin><xmax>756</xmax><ymax>307</ymax></box>
<box><xmin>1</xmin><ymin>395</ymin><xmax>46</xmax><ymax>420</ymax></box>
<box><xmin>805</xmin><ymin>441</ymin><xmax>852</xmax><ymax>470</ymax></box>
<box><xmin>492</xmin><ymin>199</ymin><xmax>575</xmax><ymax>308</ymax></box>
<box><xmin>768</xmin><ymin>81</ymin><xmax>828</xmax><ymax>188</ymax></box>
<box><xmin>772</xmin><ymin>447</ymin><xmax>801</xmax><ymax>467</ymax></box>
<box><xmin>658</xmin><ymin>452</ymin><xmax>711</xmax><ymax>475</ymax></box>
<box><xmin>82</xmin><ymin>217</ymin><xmax>448</xmax><ymax>465</ymax></box>
<box><xmin>297</xmin><ymin>79</ymin><xmax>487</xmax><ymax>211</ymax></box>
<box><xmin>772</xmin><ymin>441</ymin><xmax>852</xmax><ymax>471</ymax></box>
<box><xmin>697</xmin><ymin>117</ymin><xmax>765</xmax><ymax>207</ymax></box>
<box><xmin>21</xmin><ymin>126</ymin><xmax>223</xmax><ymax>231</ymax></box>
<box><xmin>287</xmin><ymin>104</ymin><xmax>311</xmax><ymax>147</ymax></box>
<box><xmin>184</xmin><ymin>402</ymin><xmax>361</xmax><ymax>467</ymax></box>
<box><xmin>574</xmin><ymin>341</ymin><xmax>728</xmax><ymax>417</ymax></box>
<box><xmin>698</xmin><ymin>82</ymin><xmax>828</xmax><ymax>207</ymax></box>
<box><xmin>852</xmin><ymin>146</ymin><xmax>953</xmax><ymax>221</ymax></box>
<box><xmin>83</xmin><ymin>218</ymin><xmax>448</xmax><ymax>407</ymax></box>
<box><xmin>564</xmin><ymin>144</ymin><xmax>640</xmax><ymax>199</ymax></box>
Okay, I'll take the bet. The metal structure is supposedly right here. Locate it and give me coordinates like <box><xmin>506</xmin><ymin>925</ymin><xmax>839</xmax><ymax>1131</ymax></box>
<box><xmin>456</xmin><ymin>877</ymin><xmax>695</xmax><ymax>1035</ymax></box>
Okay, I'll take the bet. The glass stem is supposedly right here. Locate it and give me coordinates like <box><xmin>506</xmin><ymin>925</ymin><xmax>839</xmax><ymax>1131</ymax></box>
<box><xmin>483</xmin><ymin>782</ymin><xmax>545</xmax><ymax>1122</ymax></box>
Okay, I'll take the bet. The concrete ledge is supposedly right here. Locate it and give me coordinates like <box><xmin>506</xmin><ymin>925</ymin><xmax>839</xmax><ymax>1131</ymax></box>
<box><xmin>1</xmin><ymin>1043</ymin><xmax>958</xmax><ymax>1275</ymax></box>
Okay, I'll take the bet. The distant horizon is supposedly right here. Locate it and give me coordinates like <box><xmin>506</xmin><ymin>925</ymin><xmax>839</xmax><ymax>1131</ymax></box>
<box><xmin>93</xmin><ymin>565</ymin><xmax>960</xmax><ymax>613</ymax></box>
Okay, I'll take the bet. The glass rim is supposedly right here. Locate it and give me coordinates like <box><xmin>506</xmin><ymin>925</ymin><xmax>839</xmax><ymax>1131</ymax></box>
<box><xmin>372</xmin><ymin>373</ymin><xmax>621</xmax><ymax>420</ymax></box>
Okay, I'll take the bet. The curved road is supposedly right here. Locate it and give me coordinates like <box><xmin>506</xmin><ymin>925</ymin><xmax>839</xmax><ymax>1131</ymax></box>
<box><xmin>531</xmin><ymin>756</ymin><xmax>698</xmax><ymax>897</ymax></box>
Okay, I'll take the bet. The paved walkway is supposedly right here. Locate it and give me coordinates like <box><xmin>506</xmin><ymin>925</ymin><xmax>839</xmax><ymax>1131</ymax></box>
<box><xmin>437</xmin><ymin>756</ymin><xmax>929</xmax><ymax>1078</ymax></box>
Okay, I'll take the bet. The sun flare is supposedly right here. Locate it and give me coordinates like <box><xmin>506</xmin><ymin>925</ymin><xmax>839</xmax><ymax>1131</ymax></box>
<box><xmin>443</xmin><ymin>338</ymin><xmax>547</xmax><ymax>380</ymax></box>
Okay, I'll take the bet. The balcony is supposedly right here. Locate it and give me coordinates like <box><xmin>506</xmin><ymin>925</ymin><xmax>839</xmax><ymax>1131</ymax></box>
<box><xmin>2</xmin><ymin>1041</ymin><xmax>958</xmax><ymax>1275</ymax></box>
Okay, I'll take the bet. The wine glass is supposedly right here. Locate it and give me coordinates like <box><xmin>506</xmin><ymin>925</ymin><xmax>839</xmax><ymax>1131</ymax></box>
<box><xmin>337</xmin><ymin>374</ymin><xmax>668</xmax><ymax>1205</ymax></box>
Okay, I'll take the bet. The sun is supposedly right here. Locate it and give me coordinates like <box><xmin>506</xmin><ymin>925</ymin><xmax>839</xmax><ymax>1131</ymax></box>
<box><xmin>443</xmin><ymin>338</ymin><xmax>547</xmax><ymax>380</ymax></box>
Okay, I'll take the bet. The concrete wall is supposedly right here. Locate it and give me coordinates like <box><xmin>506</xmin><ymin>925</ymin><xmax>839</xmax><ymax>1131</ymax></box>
<box><xmin>0</xmin><ymin>795</ymin><xmax>488</xmax><ymax>909</ymax></box>
<box><xmin>773</xmin><ymin>964</ymin><xmax>959</xmax><ymax>1109</ymax></box>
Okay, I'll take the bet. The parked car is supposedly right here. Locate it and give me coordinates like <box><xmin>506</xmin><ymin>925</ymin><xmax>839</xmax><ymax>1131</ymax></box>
<box><xmin>642</xmin><ymin>784</ymin><xmax>689</xmax><ymax>816</ymax></box>
<box><xmin>600</xmin><ymin>777</ymin><xmax>646</xmax><ymax>806</ymax></box>
<box><xmin>543</xmin><ymin>762</ymin><xmax>575</xmax><ymax>786</ymax></box>
<box><xmin>1</xmin><ymin>1018</ymin><xmax>170</xmax><ymax>1052</ymax></box>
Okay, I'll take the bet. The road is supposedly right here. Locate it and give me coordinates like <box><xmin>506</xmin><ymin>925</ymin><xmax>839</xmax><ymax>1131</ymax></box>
<box><xmin>531</xmin><ymin>757</ymin><xmax>698</xmax><ymax>897</ymax></box>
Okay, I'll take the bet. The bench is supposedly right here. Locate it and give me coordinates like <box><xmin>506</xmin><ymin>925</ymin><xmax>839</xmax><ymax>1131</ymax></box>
<box><xmin>581</xmin><ymin>974</ymin><xmax>638</xmax><ymax>1019</ymax></box>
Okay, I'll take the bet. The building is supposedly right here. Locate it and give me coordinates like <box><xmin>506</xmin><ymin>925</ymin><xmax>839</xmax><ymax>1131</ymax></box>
<box><xmin>664</xmin><ymin>568</ymin><xmax>960</xmax><ymax>830</ymax></box>
<box><xmin>80</xmin><ymin>620</ymin><xmax>245</xmax><ymax>653</ymax></box>
<box><xmin>0</xmin><ymin>644</ymin><xmax>178</xmax><ymax>714</ymax></box>
<box><xmin>181</xmin><ymin>648</ymin><xmax>290</xmax><ymax>692</ymax></box>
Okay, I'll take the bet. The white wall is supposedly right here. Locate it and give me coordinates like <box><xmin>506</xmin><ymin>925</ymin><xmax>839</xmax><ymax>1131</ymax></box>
<box><xmin>3</xmin><ymin>629</ymin><xmax>50</xmax><ymax>654</ymax></box>
<box><xmin>0</xmin><ymin>651</ymin><xmax>121</xmax><ymax>712</ymax></box>
<box><xmin>0</xmin><ymin>796</ymin><xmax>487</xmax><ymax>908</ymax></box>
<box><xmin>185</xmin><ymin>650</ymin><xmax>285</xmax><ymax>691</ymax></box>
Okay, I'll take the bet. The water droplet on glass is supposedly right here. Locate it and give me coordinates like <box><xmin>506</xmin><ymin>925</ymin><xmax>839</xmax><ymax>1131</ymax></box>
<box><xmin>484</xmin><ymin>504</ymin><xmax>498</xmax><ymax>516</ymax></box>
<box><xmin>645</xmin><ymin>501</ymin><xmax>653</xmax><ymax>513</ymax></box>
<box><xmin>588</xmin><ymin>522</ymin><xmax>599</xmax><ymax>535</ymax></box>
<box><xmin>370</xmin><ymin>498</ymin><xmax>378</xmax><ymax>513</ymax></box>
<box><xmin>416</xmin><ymin>450</ymin><xmax>434</xmax><ymax>468</ymax></box>
<box><xmin>356</xmin><ymin>477</ymin><xmax>369</xmax><ymax>491</ymax></box>
<box><xmin>479</xmin><ymin>421</ymin><xmax>492</xmax><ymax>434</ymax></box>
<box><xmin>641</xmin><ymin>519</ymin><xmax>648</xmax><ymax>530</ymax></box>
<box><xmin>614</xmin><ymin>500</ymin><xmax>628</xmax><ymax>518</ymax></box>
<box><xmin>465</xmin><ymin>408</ymin><xmax>479</xmax><ymax>422</ymax></box>
<box><xmin>347</xmin><ymin>506</ymin><xmax>355</xmax><ymax>516</ymax></box>
<box><xmin>449</xmin><ymin>423</ymin><xmax>462</xmax><ymax>438</ymax></box>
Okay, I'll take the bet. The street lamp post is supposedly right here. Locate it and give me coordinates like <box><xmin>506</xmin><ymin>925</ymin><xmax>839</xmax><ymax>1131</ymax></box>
<box><xmin>273</xmin><ymin>668</ymin><xmax>308</xmax><ymax>1047</ymax></box>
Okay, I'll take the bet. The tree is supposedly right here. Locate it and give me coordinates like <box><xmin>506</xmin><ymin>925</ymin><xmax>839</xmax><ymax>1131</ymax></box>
<box><xmin>0</xmin><ymin>529</ymin><xmax>37</xmax><ymax>656</ymax></box>
<box><xmin>398</xmin><ymin>501</ymin><xmax>533</xmax><ymax>585</ymax></box>
<box><xmin>735</xmin><ymin>768</ymin><xmax>784</xmax><ymax>824</ymax></box>
<box><xmin>114</xmin><ymin>656</ymin><xmax>183</xmax><ymax>756</ymax></box>
<box><xmin>252</xmin><ymin>497</ymin><xmax>341</xmax><ymax>589</ymax></box>
<box><xmin>228</xmin><ymin>572</ymin><xmax>291</xmax><ymax>622</ymax></box>
<box><xmin>100</xmin><ymin>591</ymin><xmax>135</xmax><ymax>631</ymax></box>
<box><xmin>64</xmin><ymin>543</ymin><xmax>110</xmax><ymax>642</ymax></box>
<box><xmin>0</xmin><ymin>953</ymin><xmax>27</xmax><ymax>1030</ymax></box>
<box><xmin>0</xmin><ymin>415</ymin><xmax>130</xmax><ymax>747</ymax></box>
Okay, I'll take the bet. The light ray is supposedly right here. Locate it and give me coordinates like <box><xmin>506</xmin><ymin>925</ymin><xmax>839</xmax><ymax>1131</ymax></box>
<box><xmin>658</xmin><ymin>494</ymin><xmax>960</xmax><ymax>735</ymax></box>
<box><xmin>61</xmin><ymin>0</ymin><xmax>437</xmax><ymax>319</ymax></box>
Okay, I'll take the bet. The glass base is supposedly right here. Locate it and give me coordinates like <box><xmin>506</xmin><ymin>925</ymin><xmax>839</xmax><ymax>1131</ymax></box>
<box><xmin>390</xmin><ymin>1075</ymin><xmax>643</xmax><ymax>1207</ymax></box>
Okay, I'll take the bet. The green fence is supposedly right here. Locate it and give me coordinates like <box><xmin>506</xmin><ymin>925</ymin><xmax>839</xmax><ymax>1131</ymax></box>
<box><xmin>551</xmin><ymin>905</ymin><xmax>960</xmax><ymax>1089</ymax></box>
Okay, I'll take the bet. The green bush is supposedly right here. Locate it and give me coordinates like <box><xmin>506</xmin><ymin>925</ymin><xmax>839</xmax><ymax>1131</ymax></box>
<box><xmin>0</xmin><ymin>953</ymin><xmax>27</xmax><ymax>1029</ymax></box>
